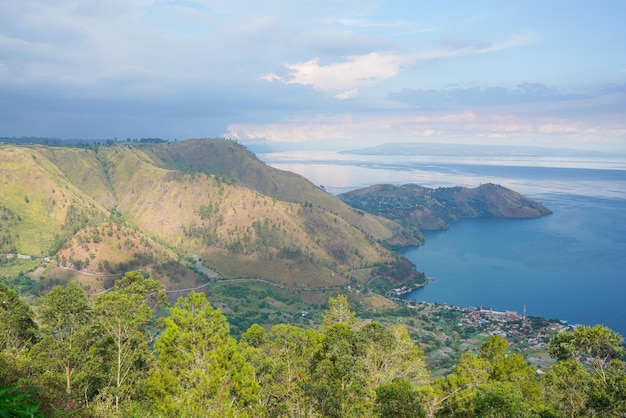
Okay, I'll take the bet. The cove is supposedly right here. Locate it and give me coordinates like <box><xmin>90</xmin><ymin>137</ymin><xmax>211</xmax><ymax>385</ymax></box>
<box><xmin>400</xmin><ymin>194</ymin><xmax>626</xmax><ymax>336</ymax></box>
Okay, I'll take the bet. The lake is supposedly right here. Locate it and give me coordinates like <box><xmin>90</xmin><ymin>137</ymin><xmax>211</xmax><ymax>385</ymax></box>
<box><xmin>400</xmin><ymin>194</ymin><xmax>626</xmax><ymax>335</ymax></box>
<box><xmin>261</xmin><ymin>150</ymin><xmax>626</xmax><ymax>336</ymax></box>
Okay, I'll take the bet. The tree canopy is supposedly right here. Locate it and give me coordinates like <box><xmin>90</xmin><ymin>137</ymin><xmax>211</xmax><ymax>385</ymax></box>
<box><xmin>1</xmin><ymin>278</ymin><xmax>625</xmax><ymax>417</ymax></box>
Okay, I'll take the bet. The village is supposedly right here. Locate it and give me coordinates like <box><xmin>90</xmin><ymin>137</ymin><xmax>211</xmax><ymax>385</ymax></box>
<box><xmin>383</xmin><ymin>284</ymin><xmax>575</xmax><ymax>372</ymax></box>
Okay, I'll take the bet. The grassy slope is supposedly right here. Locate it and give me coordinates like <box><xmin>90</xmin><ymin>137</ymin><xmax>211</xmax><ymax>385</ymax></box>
<box><xmin>105</xmin><ymin>144</ymin><xmax>399</xmax><ymax>287</ymax></box>
<box><xmin>0</xmin><ymin>145</ymin><xmax>200</xmax><ymax>289</ymax></box>
<box><xmin>1</xmin><ymin>141</ymin><xmax>415</xmax><ymax>290</ymax></box>
<box><xmin>38</xmin><ymin>147</ymin><xmax>117</xmax><ymax>209</ymax></box>
<box><xmin>146</xmin><ymin>139</ymin><xmax>421</xmax><ymax>247</ymax></box>
<box><xmin>0</xmin><ymin>146</ymin><xmax>102</xmax><ymax>255</ymax></box>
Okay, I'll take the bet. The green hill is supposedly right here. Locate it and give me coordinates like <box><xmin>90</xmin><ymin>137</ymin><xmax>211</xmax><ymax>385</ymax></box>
<box><xmin>338</xmin><ymin>183</ymin><xmax>552</xmax><ymax>235</ymax></box>
<box><xmin>0</xmin><ymin>139</ymin><xmax>421</xmax><ymax>292</ymax></box>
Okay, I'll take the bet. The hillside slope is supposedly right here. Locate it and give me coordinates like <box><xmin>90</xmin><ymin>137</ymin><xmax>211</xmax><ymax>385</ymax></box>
<box><xmin>144</xmin><ymin>139</ymin><xmax>420</xmax><ymax>247</ymax></box>
<box><xmin>0</xmin><ymin>140</ymin><xmax>421</xmax><ymax>291</ymax></box>
<box><xmin>338</xmin><ymin>183</ymin><xmax>552</xmax><ymax>233</ymax></box>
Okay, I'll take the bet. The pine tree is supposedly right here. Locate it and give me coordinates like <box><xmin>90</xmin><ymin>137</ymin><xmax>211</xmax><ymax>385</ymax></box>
<box><xmin>147</xmin><ymin>291</ymin><xmax>262</xmax><ymax>417</ymax></box>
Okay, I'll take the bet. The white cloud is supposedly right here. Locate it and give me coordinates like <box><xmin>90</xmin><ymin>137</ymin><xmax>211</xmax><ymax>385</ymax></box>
<box><xmin>538</xmin><ymin>120</ymin><xmax>582</xmax><ymax>134</ymax></box>
<box><xmin>414</xmin><ymin>112</ymin><xmax>478</xmax><ymax>123</ymax></box>
<box><xmin>278</xmin><ymin>52</ymin><xmax>415</xmax><ymax>92</ymax></box>
<box><xmin>227</xmin><ymin>114</ymin><xmax>356</xmax><ymax>142</ymax></box>
<box><xmin>335</xmin><ymin>88</ymin><xmax>359</xmax><ymax>99</ymax></box>
<box><xmin>227</xmin><ymin>107</ymin><xmax>624</xmax><ymax>151</ymax></box>
<box><xmin>259</xmin><ymin>73</ymin><xmax>283</xmax><ymax>82</ymax></box>
<box><xmin>262</xmin><ymin>32</ymin><xmax>537</xmax><ymax>94</ymax></box>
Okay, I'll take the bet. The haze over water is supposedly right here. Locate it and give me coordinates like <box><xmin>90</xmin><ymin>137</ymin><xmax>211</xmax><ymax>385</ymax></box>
<box><xmin>262</xmin><ymin>149</ymin><xmax>626</xmax><ymax>336</ymax></box>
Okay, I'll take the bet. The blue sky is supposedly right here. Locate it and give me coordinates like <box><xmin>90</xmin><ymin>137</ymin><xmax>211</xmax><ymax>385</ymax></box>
<box><xmin>1</xmin><ymin>0</ymin><xmax>624</xmax><ymax>151</ymax></box>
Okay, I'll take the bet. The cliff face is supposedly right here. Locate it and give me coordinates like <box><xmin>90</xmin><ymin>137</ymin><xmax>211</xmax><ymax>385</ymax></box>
<box><xmin>338</xmin><ymin>183</ymin><xmax>552</xmax><ymax>235</ymax></box>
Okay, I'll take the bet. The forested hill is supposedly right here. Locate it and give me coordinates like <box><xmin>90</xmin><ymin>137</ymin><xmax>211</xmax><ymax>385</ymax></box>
<box><xmin>0</xmin><ymin>139</ymin><xmax>422</xmax><ymax>292</ymax></box>
<box><xmin>339</xmin><ymin>183</ymin><xmax>552</xmax><ymax>235</ymax></box>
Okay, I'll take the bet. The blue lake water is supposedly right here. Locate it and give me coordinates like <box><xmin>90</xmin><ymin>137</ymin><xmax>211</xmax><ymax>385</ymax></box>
<box><xmin>261</xmin><ymin>151</ymin><xmax>626</xmax><ymax>336</ymax></box>
<box><xmin>400</xmin><ymin>194</ymin><xmax>626</xmax><ymax>336</ymax></box>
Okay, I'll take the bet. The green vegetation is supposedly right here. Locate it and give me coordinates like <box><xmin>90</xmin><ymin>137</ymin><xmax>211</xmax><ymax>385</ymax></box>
<box><xmin>0</xmin><ymin>384</ymin><xmax>44</xmax><ymax>418</ymax></box>
<box><xmin>0</xmin><ymin>139</ymin><xmax>419</xmax><ymax>292</ymax></box>
<box><xmin>147</xmin><ymin>292</ymin><xmax>261</xmax><ymax>417</ymax></box>
<box><xmin>1</xmin><ymin>275</ymin><xmax>625</xmax><ymax>417</ymax></box>
<box><xmin>338</xmin><ymin>183</ymin><xmax>552</xmax><ymax>234</ymax></box>
<box><xmin>1</xmin><ymin>139</ymin><xmax>553</xmax><ymax>300</ymax></box>
<box><xmin>7</xmin><ymin>138</ymin><xmax>622</xmax><ymax>417</ymax></box>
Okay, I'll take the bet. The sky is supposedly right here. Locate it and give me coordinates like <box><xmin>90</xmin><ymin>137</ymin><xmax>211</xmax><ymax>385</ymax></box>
<box><xmin>1</xmin><ymin>0</ymin><xmax>625</xmax><ymax>152</ymax></box>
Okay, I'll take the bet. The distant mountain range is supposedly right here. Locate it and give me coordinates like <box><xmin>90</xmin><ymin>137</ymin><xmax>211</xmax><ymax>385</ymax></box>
<box><xmin>340</xmin><ymin>142</ymin><xmax>621</xmax><ymax>158</ymax></box>
<box><xmin>0</xmin><ymin>138</ymin><xmax>551</xmax><ymax>295</ymax></box>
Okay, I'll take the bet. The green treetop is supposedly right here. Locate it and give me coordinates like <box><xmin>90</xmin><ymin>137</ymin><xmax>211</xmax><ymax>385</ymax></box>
<box><xmin>147</xmin><ymin>291</ymin><xmax>262</xmax><ymax>418</ymax></box>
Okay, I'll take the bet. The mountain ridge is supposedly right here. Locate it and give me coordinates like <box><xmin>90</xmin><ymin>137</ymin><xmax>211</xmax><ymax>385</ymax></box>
<box><xmin>338</xmin><ymin>182</ymin><xmax>552</xmax><ymax>233</ymax></box>
<box><xmin>1</xmin><ymin>139</ymin><xmax>551</xmax><ymax>296</ymax></box>
<box><xmin>1</xmin><ymin>139</ymin><xmax>421</xmax><ymax>292</ymax></box>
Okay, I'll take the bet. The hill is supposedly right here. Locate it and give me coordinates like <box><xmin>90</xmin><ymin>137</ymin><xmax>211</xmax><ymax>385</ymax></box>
<box><xmin>0</xmin><ymin>139</ymin><xmax>422</xmax><ymax>292</ymax></box>
<box><xmin>338</xmin><ymin>183</ymin><xmax>552</xmax><ymax>234</ymax></box>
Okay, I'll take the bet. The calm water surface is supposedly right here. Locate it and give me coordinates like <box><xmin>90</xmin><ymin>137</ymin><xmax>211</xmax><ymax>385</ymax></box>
<box><xmin>400</xmin><ymin>195</ymin><xmax>626</xmax><ymax>336</ymax></box>
<box><xmin>261</xmin><ymin>151</ymin><xmax>626</xmax><ymax>335</ymax></box>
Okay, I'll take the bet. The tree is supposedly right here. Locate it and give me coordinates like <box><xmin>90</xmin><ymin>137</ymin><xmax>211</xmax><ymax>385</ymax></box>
<box><xmin>0</xmin><ymin>285</ymin><xmax>36</xmax><ymax>404</ymax></box>
<box><xmin>545</xmin><ymin>324</ymin><xmax>626</xmax><ymax>416</ymax></box>
<box><xmin>474</xmin><ymin>382</ymin><xmax>534</xmax><ymax>418</ymax></box>
<box><xmin>375</xmin><ymin>379</ymin><xmax>425</xmax><ymax>418</ymax></box>
<box><xmin>587</xmin><ymin>359</ymin><xmax>626</xmax><ymax>416</ymax></box>
<box><xmin>35</xmin><ymin>282</ymin><xmax>91</xmax><ymax>396</ymax></box>
<box><xmin>0</xmin><ymin>384</ymin><xmax>44</xmax><ymax>418</ymax></box>
<box><xmin>416</xmin><ymin>381</ymin><xmax>457</xmax><ymax>418</ymax></box>
<box><xmin>437</xmin><ymin>352</ymin><xmax>492</xmax><ymax>416</ymax></box>
<box><xmin>322</xmin><ymin>294</ymin><xmax>357</xmax><ymax>329</ymax></box>
<box><xmin>478</xmin><ymin>335</ymin><xmax>508</xmax><ymax>364</ymax></box>
<box><xmin>549</xmin><ymin>324</ymin><xmax>624</xmax><ymax>373</ymax></box>
<box><xmin>310</xmin><ymin>295</ymin><xmax>430</xmax><ymax>417</ymax></box>
<box><xmin>542</xmin><ymin>359</ymin><xmax>591</xmax><ymax>418</ymax></box>
<box><xmin>359</xmin><ymin>322</ymin><xmax>429</xmax><ymax>390</ymax></box>
<box><xmin>480</xmin><ymin>336</ymin><xmax>541</xmax><ymax>407</ymax></box>
<box><xmin>240</xmin><ymin>323</ymin><xmax>321</xmax><ymax>417</ymax></box>
<box><xmin>93</xmin><ymin>271</ymin><xmax>166</xmax><ymax>410</ymax></box>
<box><xmin>307</xmin><ymin>322</ymin><xmax>369</xmax><ymax>417</ymax></box>
<box><xmin>147</xmin><ymin>292</ymin><xmax>262</xmax><ymax>417</ymax></box>
<box><xmin>0</xmin><ymin>283</ymin><xmax>37</xmax><ymax>351</ymax></box>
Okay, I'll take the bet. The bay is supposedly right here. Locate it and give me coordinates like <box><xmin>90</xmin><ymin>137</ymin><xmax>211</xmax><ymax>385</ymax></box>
<box><xmin>260</xmin><ymin>150</ymin><xmax>626</xmax><ymax>336</ymax></box>
<box><xmin>400</xmin><ymin>194</ymin><xmax>626</xmax><ymax>336</ymax></box>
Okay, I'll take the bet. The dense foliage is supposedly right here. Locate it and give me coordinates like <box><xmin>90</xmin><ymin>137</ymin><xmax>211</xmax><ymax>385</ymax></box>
<box><xmin>1</xmin><ymin>273</ymin><xmax>625</xmax><ymax>417</ymax></box>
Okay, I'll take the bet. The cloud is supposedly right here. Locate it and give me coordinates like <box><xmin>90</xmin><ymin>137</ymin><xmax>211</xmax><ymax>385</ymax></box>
<box><xmin>537</xmin><ymin>119</ymin><xmax>582</xmax><ymax>134</ymax></box>
<box><xmin>227</xmin><ymin>106</ymin><xmax>625</xmax><ymax>152</ymax></box>
<box><xmin>0</xmin><ymin>1</ymin><xmax>623</xmax><ymax>152</ymax></box>
<box><xmin>227</xmin><ymin>114</ymin><xmax>356</xmax><ymax>143</ymax></box>
<box><xmin>335</xmin><ymin>89</ymin><xmax>359</xmax><ymax>100</ymax></box>
<box><xmin>275</xmin><ymin>53</ymin><xmax>415</xmax><ymax>92</ymax></box>
<box><xmin>259</xmin><ymin>73</ymin><xmax>283</xmax><ymax>82</ymax></box>
<box><xmin>262</xmin><ymin>32</ymin><xmax>537</xmax><ymax>94</ymax></box>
